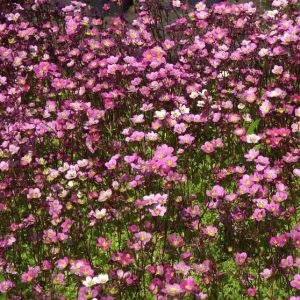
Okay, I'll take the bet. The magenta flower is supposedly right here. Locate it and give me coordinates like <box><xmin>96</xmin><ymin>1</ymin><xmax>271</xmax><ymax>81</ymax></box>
<box><xmin>97</xmin><ymin>237</ymin><xmax>112</xmax><ymax>251</ymax></box>
<box><xmin>207</xmin><ymin>185</ymin><xmax>225</xmax><ymax>198</ymax></box>
<box><xmin>134</xmin><ymin>231</ymin><xmax>152</xmax><ymax>245</ymax></box>
<box><xmin>260</xmin><ymin>268</ymin><xmax>273</xmax><ymax>280</ymax></box>
<box><xmin>291</xmin><ymin>274</ymin><xmax>300</xmax><ymax>291</ymax></box>
<box><xmin>234</xmin><ymin>252</ymin><xmax>248</xmax><ymax>266</ymax></box>
<box><xmin>149</xmin><ymin>204</ymin><xmax>167</xmax><ymax>217</ymax></box>
<box><xmin>0</xmin><ymin>161</ymin><xmax>9</xmax><ymax>171</ymax></box>
<box><xmin>247</xmin><ymin>287</ymin><xmax>257</xmax><ymax>297</ymax></box>
<box><xmin>201</xmin><ymin>141</ymin><xmax>215</xmax><ymax>153</ymax></box>
<box><xmin>203</xmin><ymin>226</ymin><xmax>218</xmax><ymax>237</ymax></box>
<box><xmin>174</xmin><ymin>261</ymin><xmax>190</xmax><ymax>275</ymax></box>
<box><xmin>181</xmin><ymin>276</ymin><xmax>198</xmax><ymax>292</ymax></box>
<box><xmin>27</xmin><ymin>188</ymin><xmax>41</xmax><ymax>200</ymax></box>
<box><xmin>0</xmin><ymin>280</ymin><xmax>15</xmax><ymax>293</ymax></box>
<box><xmin>244</xmin><ymin>149</ymin><xmax>259</xmax><ymax>161</ymax></box>
<box><xmin>168</xmin><ymin>234</ymin><xmax>184</xmax><ymax>248</ymax></box>
<box><xmin>56</xmin><ymin>257</ymin><xmax>69</xmax><ymax>270</ymax></box>
<box><xmin>252</xmin><ymin>208</ymin><xmax>266</xmax><ymax>221</ymax></box>
<box><xmin>52</xmin><ymin>273</ymin><xmax>65</xmax><ymax>285</ymax></box>
<box><xmin>163</xmin><ymin>283</ymin><xmax>184</xmax><ymax>296</ymax></box>
<box><xmin>193</xmin><ymin>260</ymin><xmax>210</xmax><ymax>274</ymax></box>
<box><xmin>0</xmin><ymin>0</ymin><xmax>298</xmax><ymax>298</ymax></box>
<box><xmin>279</xmin><ymin>256</ymin><xmax>294</xmax><ymax>268</ymax></box>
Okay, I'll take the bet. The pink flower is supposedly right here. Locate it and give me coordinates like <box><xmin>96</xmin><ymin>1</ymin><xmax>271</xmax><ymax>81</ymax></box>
<box><xmin>291</xmin><ymin>274</ymin><xmax>300</xmax><ymax>291</ymax></box>
<box><xmin>247</xmin><ymin>287</ymin><xmax>257</xmax><ymax>297</ymax></box>
<box><xmin>260</xmin><ymin>268</ymin><xmax>273</xmax><ymax>279</ymax></box>
<box><xmin>97</xmin><ymin>237</ymin><xmax>112</xmax><ymax>251</ymax></box>
<box><xmin>0</xmin><ymin>280</ymin><xmax>15</xmax><ymax>293</ymax></box>
<box><xmin>52</xmin><ymin>273</ymin><xmax>65</xmax><ymax>285</ymax></box>
<box><xmin>149</xmin><ymin>204</ymin><xmax>167</xmax><ymax>217</ymax></box>
<box><xmin>57</xmin><ymin>257</ymin><xmax>69</xmax><ymax>270</ymax></box>
<box><xmin>180</xmin><ymin>276</ymin><xmax>198</xmax><ymax>292</ymax></box>
<box><xmin>162</xmin><ymin>39</ymin><xmax>175</xmax><ymax>50</ymax></box>
<box><xmin>259</xmin><ymin>100</ymin><xmax>273</xmax><ymax>116</ymax></box>
<box><xmin>193</xmin><ymin>260</ymin><xmax>210</xmax><ymax>274</ymax></box>
<box><xmin>51</xmin><ymin>78</ymin><xmax>67</xmax><ymax>90</ymax></box>
<box><xmin>227</xmin><ymin>114</ymin><xmax>241</xmax><ymax>123</ymax></box>
<box><xmin>272</xmin><ymin>65</ymin><xmax>283</xmax><ymax>75</ymax></box>
<box><xmin>162</xmin><ymin>155</ymin><xmax>178</xmax><ymax>168</ymax></box>
<box><xmin>66</xmin><ymin>18</ymin><xmax>78</xmax><ymax>35</ymax></box>
<box><xmin>21</xmin><ymin>266</ymin><xmax>41</xmax><ymax>283</ymax></box>
<box><xmin>163</xmin><ymin>283</ymin><xmax>184</xmax><ymax>296</ymax></box>
<box><xmin>174</xmin><ymin>261</ymin><xmax>190</xmax><ymax>275</ymax></box>
<box><xmin>279</xmin><ymin>256</ymin><xmax>294</xmax><ymax>268</ymax></box>
<box><xmin>174</xmin><ymin>123</ymin><xmax>187</xmax><ymax>134</ymax></box>
<box><xmin>201</xmin><ymin>141</ymin><xmax>215</xmax><ymax>153</ymax></box>
<box><xmin>252</xmin><ymin>208</ymin><xmax>266</xmax><ymax>221</ymax></box>
<box><xmin>134</xmin><ymin>231</ymin><xmax>152</xmax><ymax>245</ymax></box>
<box><xmin>203</xmin><ymin>226</ymin><xmax>218</xmax><ymax>237</ymax></box>
<box><xmin>179</xmin><ymin>134</ymin><xmax>195</xmax><ymax>145</ymax></box>
<box><xmin>130</xmin><ymin>114</ymin><xmax>145</xmax><ymax>124</ymax></box>
<box><xmin>244</xmin><ymin>149</ymin><xmax>259</xmax><ymax>161</ymax></box>
<box><xmin>168</xmin><ymin>234</ymin><xmax>184</xmax><ymax>248</ymax></box>
<box><xmin>234</xmin><ymin>252</ymin><xmax>248</xmax><ymax>266</ymax></box>
<box><xmin>0</xmin><ymin>161</ymin><xmax>9</xmax><ymax>171</ymax></box>
<box><xmin>27</xmin><ymin>188</ymin><xmax>41</xmax><ymax>200</ymax></box>
<box><xmin>207</xmin><ymin>185</ymin><xmax>225</xmax><ymax>198</ymax></box>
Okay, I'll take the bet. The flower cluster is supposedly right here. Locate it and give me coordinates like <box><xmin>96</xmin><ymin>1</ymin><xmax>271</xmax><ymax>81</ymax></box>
<box><xmin>0</xmin><ymin>0</ymin><xmax>299</xmax><ymax>299</ymax></box>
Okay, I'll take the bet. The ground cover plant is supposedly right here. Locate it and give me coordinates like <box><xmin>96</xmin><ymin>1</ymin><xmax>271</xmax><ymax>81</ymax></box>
<box><xmin>0</xmin><ymin>0</ymin><xmax>299</xmax><ymax>299</ymax></box>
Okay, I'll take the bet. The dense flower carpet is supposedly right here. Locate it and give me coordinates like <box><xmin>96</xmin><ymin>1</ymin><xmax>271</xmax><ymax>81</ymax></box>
<box><xmin>0</xmin><ymin>0</ymin><xmax>299</xmax><ymax>299</ymax></box>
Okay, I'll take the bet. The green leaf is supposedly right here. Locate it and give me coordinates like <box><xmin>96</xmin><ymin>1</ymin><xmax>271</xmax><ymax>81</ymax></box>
<box><xmin>247</xmin><ymin>119</ymin><xmax>260</xmax><ymax>134</ymax></box>
<box><xmin>206</xmin><ymin>154</ymin><xmax>211</xmax><ymax>164</ymax></box>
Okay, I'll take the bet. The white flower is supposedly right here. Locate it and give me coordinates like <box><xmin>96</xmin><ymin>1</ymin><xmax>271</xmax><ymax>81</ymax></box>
<box><xmin>94</xmin><ymin>208</ymin><xmax>107</xmax><ymax>219</ymax></box>
<box><xmin>130</xmin><ymin>114</ymin><xmax>144</xmax><ymax>124</ymax></box>
<box><xmin>211</xmin><ymin>104</ymin><xmax>220</xmax><ymax>110</ymax></box>
<box><xmin>98</xmin><ymin>189</ymin><xmax>112</xmax><ymax>202</ymax></box>
<box><xmin>154</xmin><ymin>109</ymin><xmax>167</xmax><ymax>120</ymax></box>
<box><xmin>82</xmin><ymin>274</ymin><xmax>108</xmax><ymax>287</ymax></box>
<box><xmin>243</xmin><ymin>113</ymin><xmax>252</xmax><ymax>123</ymax></box>
<box><xmin>172</xmin><ymin>0</ymin><xmax>181</xmax><ymax>7</ymax></box>
<box><xmin>59</xmin><ymin>162</ymin><xmax>70</xmax><ymax>172</ymax></box>
<box><xmin>272</xmin><ymin>0</ymin><xmax>288</xmax><ymax>7</ymax></box>
<box><xmin>171</xmin><ymin>109</ymin><xmax>181</xmax><ymax>119</ymax></box>
<box><xmin>264</xmin><ymin>10</ymin><xmax>279</xmax><ymax>19</ymax></box>
<box><xmin>238</xmin><ymin>103</ymin><xmax>245</xmax><ymax>110</ymax></box>
<box><xmin>259</xmin><ymin>100</ymin><xmax>272</xmax><ymax>116</ymax></box>
<box><xmin>65</xmin><ymin>169</ymin><xmax>77</xmax><ymax>180</ymax></box>
<box><xmin>195</xmin><ymin>2</ymin><xmax>206</xmax><ymax>11</ymax></box>
<box><xmin>67</xmin><ymin>180</ymin><xmax>74</xmax><ymax>188</ymax></box>
<box><xmin>197</xmin><ymin>100</ymin><xmax>205</xmax><ymax>108</ymax></box>
<box><xmin>42</xmin><ymin>54</ymin><xmax>50</xmax><ymax>60</ymax></box>
<box><xmin>82</xmin><ymin>276</ymin><xmax>97</xmax><ymax>287</ymax></box>
<box><xmin>293</xmin><ymin>169</ymin><xmax>300</xmax><ymax>177</ymax></box>
<box><xmin>246</xmin><ymin>134</ymin><xmax>261</xmax><ymax>144</ymax></box>
<box><xmin>218</xmin><ymin>71</ymin><xmax>229</xmax><ymax>78</ymax></box>
<box><xmin>146</xmin><ymin>131</ymin><xmax>158</xmax><ymax>141</ymax></box>
<box><xmin>258</xmin><ymin>48</ymin><xmax>269</xmax><ymax>57</ymax></box>
<box><xmin>179</xmin><ymin>105</ymin><xmax>190</xmax><ymax>114</ymax></box>
<box><xmin>77</xmin><ymin>159</ymin><xmax>89</xmax><ymax>168</ymax></box>
<box><xmin>97</xmin><ymin>274</ymin><xmax>109</xmax><ymax>284</ymax></box>
<box><xmin>8</xmin><ymin>144</ymin><xmax>20</xmax><ymax>155</ymax></box>
<box><xmin>199</xmin><ymin>89</ymin><xmax>208</xmax><ymax>97</ymax></box>
<box><xmin>189</xmin><ymin>91</ymin><xmax>199</xmax><ymax>99</ymax></box>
